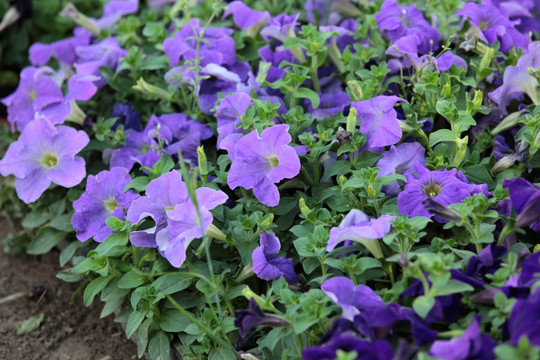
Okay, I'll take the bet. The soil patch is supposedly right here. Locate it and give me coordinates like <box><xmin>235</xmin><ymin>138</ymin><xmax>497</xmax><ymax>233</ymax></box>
<box><xmin>0</xmin><ymin>221</ymin><xmax>138</xmax><ymax>360</ymax></box>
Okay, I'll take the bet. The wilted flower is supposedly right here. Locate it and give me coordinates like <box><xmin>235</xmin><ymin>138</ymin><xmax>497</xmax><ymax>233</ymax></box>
<box><xmin>252</xmin><ymin>232</ymin><xmax>297</xmax><ymax>284</ymax></box>
<box><xmin>327</xmin><ymin>210</ymin><xmax>395</xmax><ymax>258</ymax></box>
<box><xmin>0</xmin><ymin>115</ymin><xmax>89</xmax><ymax>203</ymax></box>
<box><xmin>224</xmin><ymin>124</ymin><xmax>301</xmax><ymax>207</ymax></box>
<box><xmin>72</xmin><ymin>167</ymin><xmax>139</xmax><ymax>242</ymax></box>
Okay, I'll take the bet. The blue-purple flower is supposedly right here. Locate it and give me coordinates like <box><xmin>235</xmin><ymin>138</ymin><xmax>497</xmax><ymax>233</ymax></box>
<box><xmin>235</xmin><ymin>298</ymin><xmax>289</xmax><ymax>339</ymax></box>
<box><xmin>376</xmin><ymin>142</ymin><xmax>425</xmax><ymax>196</ymax></box>
<box><xmin>327</xmin><ymin>210</ymin><xmax>395</xmax><ymax>258</ymax></box>
<box><xmin>72</xmin><ymin>167</ymin><xmax>139</xmax><ymax>242</ymax></box>
<box><xmin>252</xmin><ymin>232</ymin><xmax>297</xmax><ymax>284</ymax></box>
<box><xmin>0</xmin><ymin>115</ymin><xmax>89</xmax><ymax>203</ymax></box>
<box><xmin>502</xmin><ymin>177</ymin><xmax>540</xmax><ymax>230</ymax></box>
<box><xmin>224</xmin><ymin>124</ymin><xmax>301</xmax><ymax>207</ymax></box>
<box><xmin>508</xmin><ymin>288</ymin><xmax>540</xmax><ymax>347</ymax></box>
<box><xmin>302</xmin><ymin>334</ymin><xmax>394</xmax><ymax>360</ymax></box>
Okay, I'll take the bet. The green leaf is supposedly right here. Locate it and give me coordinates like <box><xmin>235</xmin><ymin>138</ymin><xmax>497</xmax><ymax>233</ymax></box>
<box><xmin>17</xmin><ymin>313</ymin><xmax>44</xmax><ymax>335</ymax></box>
<box><xmin>48</xmin><ymin>214</ymin><xmax>73</xmax><ymax>232</ymax></box>
<box><xmin>148</xmin><ymin>331</ymin><xmax>170</xmax><ymax>360</ymax></box>
<box><xmin>56</xmin><ymin>271</ymin><xmax>83</xmax><ymax>283</ymax></box>
<box><xmin>27</xmin><ymin>227</ymin><xmax>66</xmax><ymax>255</ymax></box>
<box><xmin>296</xmin><ymin>87</ymin><xmax>320</xmax><ymax>108</ymax></box>
<box><xmin>324</xmin><ymin>160</ymin><xmax>351</xmax><ymax>178</ymax></box>
<box><xmin>429</xmin><ymin>129</ymin><xmax>455</xmax><ymax>146</ymax></box>
<box><xmin>434</xmin><ymin>280</ymin><xmax>474</xmax><ymax>296</ymax></box>
<box><xmin>412</xmin><ymin>295</ymin><xmax>435</xmax><ymax>319</ymax></box>
<box><xmin>463</xmin><ymin>165</ymin><xmax>495</xmax><ymax>188</ymax></box>
<box><xmin>209</xmin><ymin>347</ymin><xmax>238</xmax><ymax>360</ymax></box>
<box><xmin>159</xmin><ymin>310</ymin><xmax>190</xmax><ymax>332</ymax></box>
<box><xmin>95</xmin><ymin>233</ymin><xmax>129</xmax><ymax>257</ymax></box>
<box><xmin>59</xmin><ymin>241</ymin><xmax>85</xmax><ymax>267</ymax></box>
<box><xmin>118</xmin><ymin>270</ymin><xmax>146</xmax><ymax>289</ymax></box>
<box><xmin>137</xmin><ymin>318</ymin><xmax>152</xmax><ymax>358</ymax></box>
<box><xmin>22</xmin><ymin>210</ymin><xmax>52</xmax><ymax>229</ymax></box>
<box><xmin>124</xmin><ymin>176</ymin><xmax>150</xmax><ymax>192</ymax></box>
<box><xmin>152</xmin><ymin>274</ymin><xmax>191</xmax><ymax>295</ymax></box>
<box><xmin>126</xmin><ymin>310</ymin><xmax>146</xmax><ymax>339</ymax></box>
<box><xmin>436</xmin><ymin>100</ymin><xmax>459</xmax><ymax>122</ymax></box>
<box><xmin>105</xmin><ymin>216</ymin><xmax>124</xmax><ymax>232</ymax></box>
<box><xmin>83</xmin><ymin>276</ymin><xmax>114</xmax><ymax>307</ymax></box>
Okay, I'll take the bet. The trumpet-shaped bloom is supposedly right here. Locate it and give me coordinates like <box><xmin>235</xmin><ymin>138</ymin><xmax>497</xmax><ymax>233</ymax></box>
<box><xmin>235</xmin><ymin>298</ymin><xmax>289</xmax><ymax>339</ymax></box>
<box><xmin>225</xmin><ymin>124</ymin><xmax>300</xmax><ymax>207</ymax></box>
<box><xmin>252</xmin><ymin>233</ymin><xmax>298</xmax><ymax>284</ymax></box>
<box><xmin>222</xmin><ymin>1</ymin><xmax>270</xmax><ymax>30</ymax></box>
<box><xmin>508</xmin><ymin>288</ymin><xmax>540</xmax><ymax>347</ymax></box>
<box><xmin>29</xmin><ymin>28</ymin><xmax>90</xmax><ymax>66</ymax></box>
<box><xmin>398</xmin><ymin>163</ymin><xmax>490</xmax><ymax>221</ymax></box>
<box><xmin>502</xmin><ymin>177</ymin><xmax>540</xmax><ymax>230</ymax></box>
<box><xmin>72</xmin><ymin>167</ymin><xmax>139</xmax><ymax>242</ymax></box>
<box><xmin>302</xmin><ymin>335</ymin><xmax>394</xmax><ymax>360</ymax></box>
<box><xmin>376</xmin><ymin>142</ymin><xmax>425</xmax><ymax>196</ymax></box>
<box><xmin>0</xmin><ymin>115</ymin><xmax>89</xmax><ymax>203</ymax></box>
<box><xmin>215</xmin><ymin>92</ymin><xmax>252</xmax><ymax>148</ymax></box>
<box><xmin>350</xmin><ymin>96</ymin><xmax>407</xmax><ymax>149</ymax></box>
<box><xmin>75</xmin><ymin>37</ymin><xmax>127</xmax><ymax>86</ymax></box>
<box><xmin>327</xmin><ymin>210</ymin><xmax>395</xmax><ymax>258</ymax></box>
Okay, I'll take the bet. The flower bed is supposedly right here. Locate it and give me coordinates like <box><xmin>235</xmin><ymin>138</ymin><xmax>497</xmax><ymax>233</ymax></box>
<box><xmin>1</xmin><ymin>0</ymin><xmax>539</xmax><ymax>359</ymax></box>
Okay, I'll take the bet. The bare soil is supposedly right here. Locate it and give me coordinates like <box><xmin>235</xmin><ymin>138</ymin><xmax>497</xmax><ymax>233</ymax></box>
<box><xmin>0</xmin><ymin>222</ymin><xmax>138</xmax><ymax>360</ymax></box>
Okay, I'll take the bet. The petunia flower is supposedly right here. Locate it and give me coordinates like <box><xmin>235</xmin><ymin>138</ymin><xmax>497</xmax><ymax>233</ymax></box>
<box><xmin>215</xmin><ymin>92</ymin><xmax>252</xmax><ymax>148</ymax></box>
<box><xmin>305</xmin><ymin>91</ymin><xmax>350</xmax><ymax>120</ymax></box>
<box><xmin>429</xmin><ymin>316</ymin><xmax>496</xmax><ymax>360</ymax></box>
<box><xmin>302</xmin><ymin>334</ymin><xmax>394</xmax><ymax>360</ymax></box>
<box><xmin>75</xmin><ymin>37</ymin><xmax>127</xmax><ymax>86</ymax></box>
<box><xmin>29</xmin><ymin>27</ymin><xmax>91</xmax><ymax>66</ymax></box>
<box><xmin>397</xmin><ymin>163</ymin><xmax>490</xmax><ymax>222</ymax></box>
<box><xmin>252</xmin><ymin>233</ymin><xmax>298</xmax><ymax>284</ymax></box>
<box><xmin>234</xmin><ymin>298</ymin><xmax>289</xmax><ymax>339</ymax></box>
<box><xmin>375</xmin><ymin>142</ymin><xmax>425</xmax><ymax>196</ymax></box>
<box><xmin>375</xmin><ymin>0</ymin><xmax>440</xmax><ymax>54</ymax></box>
<box><xmin>110</xmin><ymin>102</ymin><xmax>143</xmax><ymax>131</ymax></box>
<box><xmin>222</xmin><ymin>1</ymin><xmax>270</xmax><ymax>31</ymax></box>
<box><xmin>321</xmin><ymin>276</ymin><xmax>384</xmax><ymax>321</ymax></box>
<box><xmin>502</xmin><ymin>177</ymin><xmax>540</xmax><ymax>230</ymax></box>
<box><xmin>260</xmin><ymin>14</ymin><xmax>299</xmax><ymax>43</ymax></box>
<box><xmin>466</xmin><ymin>244</ymin><xmax>507</xmax><ymax>282</ymax></box>
<box><xmin>350</xmin><ymin>95</ymin><xmax>408</xmax><ymax>150</ymax></box>
<box><xmin>508</xmin><ymin>288</ymin><xmax>540</xmax><ymax>347</ymax></box>
<box><xmin>224</xmin><ymin>124</ymin><xmax>301</xmax><ymax>207</ymax></box>
<box><xmin>502</xmin><ymin>252</ymin><xmax>540</xmax><ymax>299</ymax></box>
<box><xmin>72</xmin><ymin>167</ymin><xmax>139</xmax><ymax>242</ymax></box>
<box><xmin>305</xmin><ymin>0</ymin><xmax>342</xmax><ymax>26</ymax></box>
<box><xmin>163</xmin><ymin>18</ymin><xmax>236</xmax><ymax>67</ymax></box>
<box><xmin>0</xmin><ymin>115</ymin><xmax>89</xmax><ymax>203</ymax></box>
<box><xmin>327</xmin><ymin>210</ymin><xmax>395</xmax><ymax>258</ymax></box>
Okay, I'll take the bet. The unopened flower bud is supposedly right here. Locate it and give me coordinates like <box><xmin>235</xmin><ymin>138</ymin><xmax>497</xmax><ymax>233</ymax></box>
<box><xmin>299</xmin><ymin>198</ymin><xmax>311</xmax><ymax>217</ymax></box>
<box><xmin>65</xmin><ymin>101</ymin><xmax>87</xmax><ymax>126</ymax></box>
<box><xmin>60</xmin><ymin>3</ymin><xmax>100</xmax><ymax>36</ymax></box>
<box><xmin>133</xmin><ymin>78</ymin><xmax>172</xmax><ymax>101</ymax></box>
<box><xmin>491</xmin><ymin>155</ymin><xmax>516</xmax><ymax>174</ymax></box>
<box><xmin>346</xmin><ymin>108</ymin><xmax>357</xmax><ymax>133</ymax></box>
<box><xmin>0</xmin><ymin>7</ymin><xmax>19</xmax><ymax>32</ymax></box>
<box><xmin>492</xmin><ymin>110</ymin><xmax>526</xmax><ymax>135</ymax></box>
<box><xmin>453</xmin><ymin>136</ymin><xmax>468</xmax><ymax>168</ymax></box>
<box><xmin>338</xmin><ymin>175</ymin><xmax>347</xmax><ymax>187</ymax></box>
<box><xmin>347</xmin><ymin>80</ymin><xmax>363</xmax><ymax>101</ymax></box>
<box><xmin>256</xmin><ymin>62</ymin><xmax>272</xmax><ymax>84</ymax></box>
<box><xmin>422</xmin><ymin>198</ymin><xmax>462</xmax><ymax>222</ymax></box>
<box><xmin>331</xmin><ymin>0</ymin><xmax>362</xmax><ymax>17</ymax></box>
<box><xmin>197</xmin><ymin>146</ymin><xmax>208</xmax><ymax>175</ymax></box>
<box><xmin>441</xmin><ymin>83</ymin><xmax>451</xmax><ymax>97</ymax></box>
<box><xmin>206</xmin><ymin>223</ymin><xmax>226</xmax><ymax>241</ymax></box>
<box><xmin>261</xmin><ymin>213</ymin><xmax>274</xmax><ymax>228</ymax></box>
<box><xmin>367</xmin><ymin>184</ymin><xmax>376</xmax><ymax>198</ymax></box>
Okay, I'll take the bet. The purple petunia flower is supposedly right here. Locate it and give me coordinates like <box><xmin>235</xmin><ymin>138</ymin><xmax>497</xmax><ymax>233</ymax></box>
<box><xmin>92</xmin><ymin>0</ymin><xmax>138</xmax><ymax>30</ymax></box>
<box><xmin>376</xmin><ymin>142</ymin><xmax>425</xmax><ymax>196</ymax></box>
<box><xmin>375</xmin><ymin>0</ymin><xmax>440</xmax><ymax>54</ymax></box>
<box><xmin>222</xmin><ymin>1</ymin><xmax>270</xmax><ymax>31</ymax></box>
<box><xmin>163</xmin><ymin>19</ymin><xmax>236</xmax><ymax>67</ymax></box>
<box><xmin>302</xmin><ymin>334</ymin><xmax>394</xmax><ymax>360</ymax></box>
<box><xmin>466</xmin><ymin>244</ymin><xmax>507</xmax><ymax>282</ymax></box>
<box><xmin>260</xmin><ymin>14</ymin><xmax>299</xmax><ymax>43</ymax></box>
<box><xmin>235</xmin><ymin>298</ymin><xmax>289</xmax><ymax>339</ymax></box>
<box><xmin>0</xmin><ymin>115</ymin><xmax>89</xmax><ymax>203</ymax></box>
<box><xmin>322</xmin><ymin>276</ymin><xmax>384</xmax><ymax>321</ymax></box>
<box><xmin>72</xmin><ymin>167</ymin><xmax>139</xmax><ymax>242</ymax></box>
<box><xmin>258</xmin><ymin>45</ymin><xmax>296</xmax><ymax>82</ymax></box>
<box><xmin>75</xmin><ymin>37</ymin><xmax>127</xmax><ymax>86</ymax></box>
<box><xmin>305</xmin><ymin>0</ymin><xmax>341</xmax><ymax>26</ymax></box>
<box><xmin>327</xmin><ymin>210</ymin><xmax>395</xmax><ymax>258</ymax></box>
<box><xmin>111</xmin><ymin>102</ymin><xmax>143</xmax><ymax>131</ymax></box>
<box><xmin>215</xmin><ymin>92</ymin><xmax>252</xmax><ymax>147</ymax></box>
<box><xmin>252</xmin><ymin>232</ymin><xmax>297</xmax><ymax>284</ymax></box>
<box><xmin>429</xmin><ymin>316</ymin><xmax>496</xmax><ymax>360</ymax></box>
<box><xmin>224</xmin><ymin>124</ymin><xmax>301</xmax><ymax>207</ymax></box>
<box><xmin>29</xmin><ymin>27</ymin><xmax>91</xmax><ymax>66</ymax></box>
<box><xmin>489</xmin><ymin>41</ymin><xmax>540</xmax><ymax>109</ymax></box>
<box><xmin>502</xmin><ymin>177</ymin><xmax>540</xmax><ymax>230</ymax></box>
<box><xmin>350</xmin><ymin>95</ymin><xmax>408</xmax><ymax>150</ymax></box>
<box><xmin>501</xmin><ymin>252</ymin><xmax>540</xmax><ymax>299</ymax></box>
<box><xmin>456</xmin><ymin>0</ymin><xmax>530</xmax><ymax>53</ymax></box>
<box><xmin>397</xmin><ymin>163</ymin><xmax>490</xmax><ymax>222</ymax></box>
<box><xmin>508</xmin><ymin>288</ymin><xmax>540</xmax><ymax>347</ymax></box>
<box><xmin>305</xmin><ymin>91</ymin><xmax>350</xmax><ymax>120</ymax></box>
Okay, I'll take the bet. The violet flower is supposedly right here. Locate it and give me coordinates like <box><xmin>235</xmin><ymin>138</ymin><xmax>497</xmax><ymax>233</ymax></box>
<box><xmin>0</xmin><ymin>115</ymin><xmax>89</xmax><ymax>203</ymax></box>
<box><xmin>305</xmin><ymin>91</ymin><xmax>350</xmax><ymax>120</ymax></box>
<box><xmin>429</xmin><ymin>316</ymin><xmax>496</xmax><ymax>360</ymax></box>
<box><xmin>466</xmin><ymin>244</ymin><xmax>507</xmax><ymax>282</ymax></box>
<box><xmin>375</xmin><ymin>0</ymin><xmax>440</xmax><ymax>54</ymax></box>
<box><xmin>397</xmin><ymin>163</ymin><xmax>490</xmax><ymax>222</ymax></box>
<box><xmin>327</xmin><ymin>210</ymin><xmax>395</xmax><ymax>258</ymax></box>
<box><xmin>92</xmin><ymin>0</ymin><xmax>138</xmax><ymax>29</ymax></box>
<box><xmin>224</xmin><ymin>124</ymin><xmax>301</xmax><ymax>207</ymax></box>
<box><xmin>215</xmin><ymin>92</ymin><xmax>252</xmax><ymax>147</ymax></box>
<box><xmin>508</xmin><ymin>288</ymin><xmax>540</xmax><ymax>347</ymax></box>
<box><xmin>375</xmin><ymin>142</ymin><xmax>425</xmax><ymax>196</ymax></box>
<box><xmin>305</xmin><ymin>0</ymin><xmax>341</xmax><ymax>26</ymax></box>
<box><xmin>321</xmin><ymin>276</ymin><xmax>384</xmax><ymax>321</ymax></box>
<box><xmin>163</xmin><ymin>18</ymin><xmax>236</xmax><ymax>67</ymax></box>
<box><xmin>235</xmin><ymin>298</ymin><xmax>289</xmax><ymax>339</ymax></box>
<box><xmin>258</xmin><ymin>45</ymin><xmax>296</xmax><ymax>82</ymax></box>
<box><xmin>108</xmin><ymin>129</ymin><xmax>161</xmax><ymax>171</ymax></box>
<box><xmin>29</xmin><ymin>27</ymin><xmax>90</xmax><ymax>66</ymax></box>
<box><xmin>222</xmin><ymin>1</ymin><xmax>270</xmax><ymax>31</ymax></box>
<box><xmin>111</xmin><ymin>102</ymin><xmax>143</xmax><ymax>131</ymax></box>
<box><xmin>252</xmin><ymin>232</ymin><xmax>298</xmax><ymax>284</ymax></box>
<box><xmin>260</xmin><ymin>14</ymin><xmax>299</xmax><ymax>43</ymax></box>
<box><xmin>502</xmin><ymin>177</ymin><xmax>540</xmax><ymax>230</ymax></box>
<box><xmin>502</xmin><ymin>252</ymin><xmax>540</xmax><ymax>299</ymax></box>
<box><xmin>75</xmin><ymin>37</ymin><xmax>127</xmax><ymax>86</ymax></box>
<box><xmin>350</xmin><ymin>95</ymin><xmax>408</xmax><ymax>150</ymax></box>
<box><xmin>72</xmin><ymin>167</ymin><xmax>139</xmax><ymax>242</ymax></box>
<box><xmin>456</xmin><ymin>0</ymin><xmax>530</xmax><ymax>53</ymax></box>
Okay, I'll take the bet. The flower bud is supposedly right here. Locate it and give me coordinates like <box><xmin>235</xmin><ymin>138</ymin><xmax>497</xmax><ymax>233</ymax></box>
<box><xmin>441</xmin><ymin>83</ymin><xmax>451</xmax><ymax>98</ymax></box>
<box><xmin>299</xmin><ymin>198</ymin><xmax>311</xmax><ymax>217</ymax></box>
<box><xmin>0</xmin><ymin>7</ymin><xmax>19</xmax><ymax>32</ymax></box>
<box><xmin>347</xmin><ymin>80</ymin><xmax>363</xmax><ymax>101</ymax></box>
<box><xmin>422</xmin><ymin>198</ymin><xmax>462</xmax><ymax>222</ymax></box>
<box><xmin>367</xmin><ymin>184</ymin><xmax>376</xmax><ymax>198</ymax></box>
<box><xmin>255</xmin><ymin>62</ymin><xmax>272</xmax><ymax>84</ymax></box>
<box><xmin>261</xmin><ymin>213</ymin><xmax>274</xmax><ymax>228</ymax></box>
<box><xmin>346</xmin><ymin>108</ymin><xmax>357</xmax><ymax>133</ymax></box>
<box><xmin>65</xmin><ymin>101</ymin><xmax>87</xmax><ymax>126</ymax></box>
<box><xmin>197</xmin><ymin>146</ymin><xmax>208</xmax><ymax>175</ymax></box>
<box><xmin>133</xmin><ymin>78</ymin><xmax>172</xmax><ymax>101</ymax></box>
<box><xmin>60</xmin><ymin>3</ymin><xmax>100</xmax><ymax>36</ymax></box>
<box><xmin>491</xmin><ymin>155</ymin><xmax>516</xmax><ymax>174</ymax></box>
<box><xmin>338</xmin><ymin>175</ymin><xmax>347</xmax><ymax>187</ymax></box>
<box><xmin>206</xmin><ymin>223</ymin><xmax>226</xmax><ymax>241</ymax></box>
<box><xmin>492</xmin><ymin>110</ymin><xmax>526</xmax><ymax>135</ymax></box>
<box><xmin>453</xmin><ymin>136</ymin><xmax>468</xmax><ymax>168</ymax></box>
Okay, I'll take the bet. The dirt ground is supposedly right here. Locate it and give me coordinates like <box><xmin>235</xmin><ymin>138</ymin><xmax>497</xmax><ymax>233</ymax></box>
<box><xmin>0</xmin><ymin>222</ymin><xmax>139</xmax><ymax>360</ymax></box>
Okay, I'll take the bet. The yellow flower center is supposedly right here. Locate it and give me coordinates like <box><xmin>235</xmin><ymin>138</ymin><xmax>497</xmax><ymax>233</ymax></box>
<box><xmin>103</xmin><ymin>197</ymin><xmax>119</xmax><ymax>213</ymax></box>
<box><xmin>267</xmin><ymin>154</ymin><xmax>279</xmax><ymax>168</ymax></box>
<box><xmin>424</xmin><ymin>182</ymin><xmax>441</xmax><ymax>197</ymax></box>
<box><xmin>39</xmin><ymin>152</ymin><xmax>58</xmax><ymax>169</ymax></box>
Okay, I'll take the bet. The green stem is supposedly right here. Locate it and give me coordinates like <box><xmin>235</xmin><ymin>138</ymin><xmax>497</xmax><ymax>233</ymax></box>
<box><xmin>310</xmin><ymin>56</ymin><xmax>321</xmax><ymax>93</ymax></box>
